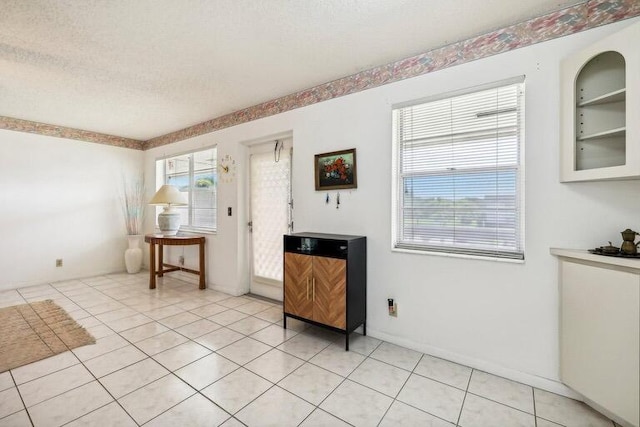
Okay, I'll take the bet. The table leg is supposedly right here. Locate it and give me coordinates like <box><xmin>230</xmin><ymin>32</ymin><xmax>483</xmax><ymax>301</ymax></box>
<box><xmin>149</xmin><ymin>243</ymin><xmax>156</xmax><ymax>289</ymax></box>
<box><xmin>199</xmin><ymin>240</ymin><xmax>205</xmax><ymax>289</ymax></box>
<box><xmin>158</xmin><ymin>244</ymin><xmax>164</xmax><ymax>277</ymax></box>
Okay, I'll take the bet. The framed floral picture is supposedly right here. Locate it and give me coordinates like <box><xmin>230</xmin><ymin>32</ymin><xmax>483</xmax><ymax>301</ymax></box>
<box><xmin>314</xmin><ymin>148</ymin><xmax>357</xmax><ymax>190</ymax></box>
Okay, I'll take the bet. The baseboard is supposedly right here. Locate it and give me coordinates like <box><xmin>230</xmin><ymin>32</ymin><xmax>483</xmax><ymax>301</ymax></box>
<box><xmin>368</xmin><ymin>328</ymin><xmax>582</xmax><ymax>400</ymax></box>
<box><xmin>249</xmin><ymin>281</ymin><xmax>283</xmax><ymax>302</ymax></box>
<box><xmin>1</xmin><ymin>268</ymin><xmax>126</xmax><ymax>291</ymax></box>
<box><xmin>207</xmin><ymin>282</ymin><xmax>245</xmax><ymax>296</ymax></box>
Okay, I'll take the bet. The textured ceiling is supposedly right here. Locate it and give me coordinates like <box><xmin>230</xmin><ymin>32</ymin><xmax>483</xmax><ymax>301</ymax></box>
<box><xmin>0</xmin><ymin>0</ymin><xmax>583</xmax><ymax>141</ymax></box>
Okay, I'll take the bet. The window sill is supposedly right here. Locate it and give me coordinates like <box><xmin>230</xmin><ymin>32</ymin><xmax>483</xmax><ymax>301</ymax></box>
<box><xmin>391</xmin><ymin>246</ymin><xmax>525</xmax><ymax>264</ymax></box>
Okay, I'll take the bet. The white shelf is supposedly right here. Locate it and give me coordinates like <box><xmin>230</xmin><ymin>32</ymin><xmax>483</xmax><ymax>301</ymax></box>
<box><xmin>578</xmin><ymin>126</ymin><xmax>626</xmax><ymax>141</ymax></box>
<box><xmin>560</xmin><ymin>21</ymin><xmax>640</xmax><ymax>182</ymax></box>
<box><xmin>578</xmin><ymin>88</ymin><xmax>626</xmax><ymax>107</ymax></box>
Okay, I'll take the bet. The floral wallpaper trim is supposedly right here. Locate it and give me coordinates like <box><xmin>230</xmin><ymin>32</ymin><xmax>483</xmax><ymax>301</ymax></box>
<box><xmin>0</xmin><ymin>116</ymin><xmax>144</xmax><ymax>150</ymax></box>
<box><xmin>144</xmin><ymin>0</ymin><xmax>639</xmax><ymax>150</ymax></box>
<box><xmin>1</xmin><ymin>1</ymin><xmax>637</xmax><ymax>151</ymax></box>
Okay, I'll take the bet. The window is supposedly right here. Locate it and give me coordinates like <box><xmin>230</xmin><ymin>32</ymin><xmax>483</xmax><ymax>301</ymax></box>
<box><xmin>392</xmin><ymin>77</ymin><xmax>524</xmax><ymax>260</ymax></box>
<box><xmin>157</xmin><ymin>147</ymin><xmax>217</xmax><ymax>232</ymax></box>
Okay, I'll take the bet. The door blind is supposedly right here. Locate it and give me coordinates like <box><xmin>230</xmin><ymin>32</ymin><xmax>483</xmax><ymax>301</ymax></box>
<box><xmin>250</xmin><ymin>150</ymin><xmax>291</xmax><ymax>282</ymax></box>
<box><xmin>393</xmin><ymin>78</ymin><xmax>524</xmax><ymax>259</ymax></box>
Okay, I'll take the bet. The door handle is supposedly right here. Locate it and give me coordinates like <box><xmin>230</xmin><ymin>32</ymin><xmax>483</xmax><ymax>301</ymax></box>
<box><xmin>306</xmin><ymin>277</ymin><xmax>310</xmax><ymax>300</ymax></box>
<box><xmin>312</xmin><ymin>277</ymin><xmax>315</xmax><ymax>301</ymax></box>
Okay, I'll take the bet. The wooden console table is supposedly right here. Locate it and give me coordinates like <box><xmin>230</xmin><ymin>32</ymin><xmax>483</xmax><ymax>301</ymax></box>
<box><xmin>144</xmin><ymin>234</ymin><xmax>206</xmax><ymax>289</ymax></box>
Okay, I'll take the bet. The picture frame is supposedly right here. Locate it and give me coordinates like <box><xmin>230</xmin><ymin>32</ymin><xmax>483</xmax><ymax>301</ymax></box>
<box><xmin>314</xmin><ymin>148</ymin><xmax>357</xmax><ymax>191</ymax></box>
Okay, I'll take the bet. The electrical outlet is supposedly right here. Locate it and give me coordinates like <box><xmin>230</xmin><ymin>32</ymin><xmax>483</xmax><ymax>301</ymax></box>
<box><xmin>388</xmin><ymin>298</ymin><xmax>397</xmax><ymax>317</ymax></box>
<box><xmin>179</xmin><ymin>256</ymin><xmax>185</xmax><ymax>266</ymax></box>
<box><xmin>56</xmin><ymin>259</ymin><xmax>63</xmax><ymax>267</ymax></box>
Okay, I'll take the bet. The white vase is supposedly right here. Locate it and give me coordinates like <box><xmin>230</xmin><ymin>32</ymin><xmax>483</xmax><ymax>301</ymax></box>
<box><xmin>124</xmin><ymin>235</ymin><xmax>143</xmax><ymax>274</ymax></box>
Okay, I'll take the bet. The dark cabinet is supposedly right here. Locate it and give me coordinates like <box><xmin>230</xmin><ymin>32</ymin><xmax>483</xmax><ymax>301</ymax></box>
<box><xmin>283</xmin><ymin>233</ymin><xmax>366</xmax><ymax>350</ymax></box>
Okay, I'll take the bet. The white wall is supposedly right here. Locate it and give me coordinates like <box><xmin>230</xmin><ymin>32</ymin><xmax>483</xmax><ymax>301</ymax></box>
<box><xmin>0</xmin><ymin>130</ymin><xmax>143</xmax><ymax>290</ymax></box>
<box><xmin>141</xmin><ymin>18</ymin><xmax>640</xmax><ymax>392</ymax></box>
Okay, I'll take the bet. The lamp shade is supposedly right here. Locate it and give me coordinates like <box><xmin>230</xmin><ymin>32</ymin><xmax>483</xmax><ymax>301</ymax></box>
<box><xmin>149</xmin><ymin>185</ymin><xmax>187</xmax><ymax>236</ymax></box>
<box><xmin>149</xmin><ymin>185</ymin><xmax>188</xmax><ymax>206</ymax></box>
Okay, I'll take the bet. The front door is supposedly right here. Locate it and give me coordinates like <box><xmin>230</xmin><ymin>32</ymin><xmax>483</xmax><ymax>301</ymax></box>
<box><xmin>248</xmin><ymin>139</ymin><xmax>292</xmax><ymax>300</ymax></box>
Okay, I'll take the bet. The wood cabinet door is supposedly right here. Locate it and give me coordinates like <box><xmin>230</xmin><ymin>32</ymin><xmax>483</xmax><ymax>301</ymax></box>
<box><xmin>283</xmin><ymin>253</ymin><xmax>313</xmax><ymax>320</ymax></box>
<box><xmin>312</xmin><ymin>256</ymin><xmax>346</xmax><ymax>329</ymax></box>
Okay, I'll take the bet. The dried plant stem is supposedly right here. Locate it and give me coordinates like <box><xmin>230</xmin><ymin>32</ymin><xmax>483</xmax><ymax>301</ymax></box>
<box><xmin>121</xmin><ymin>175</ymin><xmax>146</xmax><ymax>235</ymax></box>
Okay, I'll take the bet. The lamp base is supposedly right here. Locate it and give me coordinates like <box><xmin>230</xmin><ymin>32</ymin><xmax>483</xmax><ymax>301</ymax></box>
<box><xmin>158</xmin><ymin>210</ymin><xmax>181</xmax><ymax>236</ymax></box>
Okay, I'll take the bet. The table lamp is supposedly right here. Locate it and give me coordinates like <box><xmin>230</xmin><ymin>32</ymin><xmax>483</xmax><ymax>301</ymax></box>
<box><xmin>149</xmin><ymin>185</ymin><xmax>188</xmax><ymax>235</ymax></box>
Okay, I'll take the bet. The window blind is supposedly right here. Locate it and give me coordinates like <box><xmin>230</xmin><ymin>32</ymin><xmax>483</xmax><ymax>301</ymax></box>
<box><xmin>393</xmin><ymin>79</ymin><xmax>524</xmax><ymax>259</ymax></box>
<box><xmin>163</xmin><ymin>147</ymin><xmax>217</xmax><ymax>232</ymax></box>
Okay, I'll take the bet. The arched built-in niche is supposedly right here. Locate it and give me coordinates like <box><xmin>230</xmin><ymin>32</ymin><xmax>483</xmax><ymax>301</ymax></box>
<box><xmin>574</xmin><ymin>50</ymin><xmax>626</xmax><ymax>171</ymax></box>
<box><xmin>560</xmin><ymin>22</ymin><xmax>639</xmax><ymax>182</ymax></box>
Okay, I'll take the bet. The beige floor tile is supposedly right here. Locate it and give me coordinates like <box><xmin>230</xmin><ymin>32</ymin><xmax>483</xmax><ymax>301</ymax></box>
<box><xmin>397</xmin><ymin>374</ymin><xmax>465</xmax><ymax>423</ymax></box>
<box><xmin>250</xmin><ymin>323</ymin><xmax>299</xmax><ymax>347</ymax></box>
<box><xmin>145</xmin><ymin>393</ymin><xmax>229</xmax><ymax>427</ymax></box>
<box><xmin>0</xmin><ymin>373</ymin><xmax>13</xmax><ymax>392</ymax></box>
<box><xmin>415</xmin><ymin>354</ymin><xmax>472</xmax><ymax>390</ymax></box>
<box><xmin>245</xmin><ymin>349</ymin><xmax>305</xmax><ymax>383</ymax></box>
<box><xmin>459</xmin><ymin>394</ymin><xmax>535</xmax><ymax>427</ymax></box>
<box><xmin>117</xmin><ymin>375</ymin><xmax>195</xmax><ymax>425</ymax></box>
<box><xmin>468</xmin><ymin>370</ymin><xmax>534</xmax><ymax>414</ymax></box>
<box><xmin>72</xmin><ymin>334</ymin><xmax>129</xmax><ymax>361</ymax></box>
<box><xmin>379</xmin><ymin>401</ymin><xmax>453</xmax><ymax>427</ymax></box>
<box><xmin>216</xmin><ymin>337</ymin><xmax>271</xmax><ymax>365</ymax></box>
<box><xmin>348</xmin><ymin>357</ymin><xmax>411</xmax><ymax>397</ymax></box>
<box><xmin>201</xmin><ymin>368</ymin><xmax>272</xmax><ymax>414</ymax></box>
<box><xmin>370</xmin><ymin>341</ymin><xmax>422</xmax><ymax>371</ymax></box>
<box><xmin>18</xmin><ymin>364</ymin><xmax>93</xmax><ymax>407</ymax></box>
<box><xmin>194</xmin><ymin>327</ymin><xmax>244</xmax><ymax>351</ymax></box>
<box><xmin>0</xmin><ymin>410</ymin><xmax>32</xmax><ymax>427</ymax></box>
<box><xmin>227</xmin><ymin>316</ymin><xmax>271</xmax><ymax>335</ymax></box>
<box><xmin>10</xmin><ymin>351</ymin><xmax>79</xmax><ymax>385</ymax></box>
<box><xmin>99</xmin><ymin>358</ymin><xmax>169</xmax><ymax>398</ymax></box>
<box><xmin>158</xmin><ymin>311</ymin><xmax>201</xmax><ymax>329</ymax></box>
<box><xmin>236</xmin><ymin>386</ymin><xmax>314</xmax><ymax>427</ymax></box>
<box><xmin>135</xmin><ymin>330</ymin><xmax>189</xmax><ymax>355</ymax></box>
<box><xmin>278</xmin><ymin>363</ymin><xmax>343</xmax><ymax>406</ymax></box>
<box><xmin>300</xmin><ymin>409</ymin><xmax>352</xmax><ymax>426</ymax></box>
<box><xmin>309</xmin><ymin>343</ymin><xmax>366</xmax><ymax>377</ymax></box>
<box><xmin>320</xmin><ymin>380</ymin><xmax>393</xmax><ymax>427</ymax></box>
<box><xmin>118</xmin><ymin>321</ymin><xmax>169</xmax><ymax>342</ymax></box>
<box><xmin>534</xmin><ymin>389</ymin><xmax>614</xmax><ymax>427</ymax></box>
<box><xmin>0</xmin><ymin>388</ymin><xmax>23</xmax><ymax>419</ymax></box>
<box><xmin>190</xmin><ymin>303</ymin><xmax>229</xmax><ymax>318</ymax></box>
<box><xmin>174</xmin><ymin>353</ymin><xmax>239</xmax><ymax>390</ymax></box>
<box><xmin>28</xmin><ymin>381</ymin><xmax>113</xmax><ymax>427</ymax></box>
<box><xmin>207</xmin><ymin>309</ymin><xmax>249</xmax><ymax>326</ymax></box>
<box><xmin>153</xmin><ymin>341</ymin><xmax>212</xmax><ymax>371</ymax></box>
<box><xmin>104</xmin><ymin>313</ymin><xmax>153</xmax><ymax>332</ymax></box>
<box><xmin>65</xmin><ymin>401</ymin><xmax>136</xmax><ymax>427</ymax></box>
<box><xmin>84</xmin><ymin>345</ymin><xmax>147</xmax><ymax>378</ymax></box>
<box><xmin>175</xmin><ymin>318</ymin><xmax>222</xmax><ymax>339</ymax></box>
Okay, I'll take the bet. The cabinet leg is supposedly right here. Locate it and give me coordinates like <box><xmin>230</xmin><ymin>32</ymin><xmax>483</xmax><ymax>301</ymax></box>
<box><xmin>363</xmin><ymin>322</ymin><xmax>366</xmax><ymax>336</ymax></box>
<box><xmin>283</xmin><ymin>315</ymin><xmax>287</xmax><ymax>330</ymax></box>
<box><xmin>345</xmin><ymin>333</ymin><xmax>349</xmax><ymax>351</ymax></box>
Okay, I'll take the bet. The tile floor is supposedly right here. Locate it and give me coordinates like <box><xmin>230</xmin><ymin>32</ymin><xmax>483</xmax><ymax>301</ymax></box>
<box><xmin>0</xmin><ymin>272</ymin><xmax>620</xmax><ymax>427</ymax></box>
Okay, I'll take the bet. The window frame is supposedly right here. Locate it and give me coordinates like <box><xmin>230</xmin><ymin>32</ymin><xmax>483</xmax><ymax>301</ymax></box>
<box><xmin>155</xmin><ymin>146</ymin><xmax>218</xmax><ymax>234</ymax></box>
<box><xmin>391</xmin><ymin>77</ymin><xmax>525</xmax><ymax>261</ymax></box>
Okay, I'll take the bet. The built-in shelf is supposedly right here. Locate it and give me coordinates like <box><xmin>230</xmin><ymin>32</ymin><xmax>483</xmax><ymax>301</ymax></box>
<box><xmin>560</xmin><ymin>22</ymin><xmax>640</xmax><ymax>181</ymax></box>
<box><xmin>578</xmin><ymin>126</ymin><xmax>626</xmax><ymax>141</ymax></box>
<box><xmin>577</xmin><ymin>88</ymin><xmax>626</xmax><ymax>107</ymax></box>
